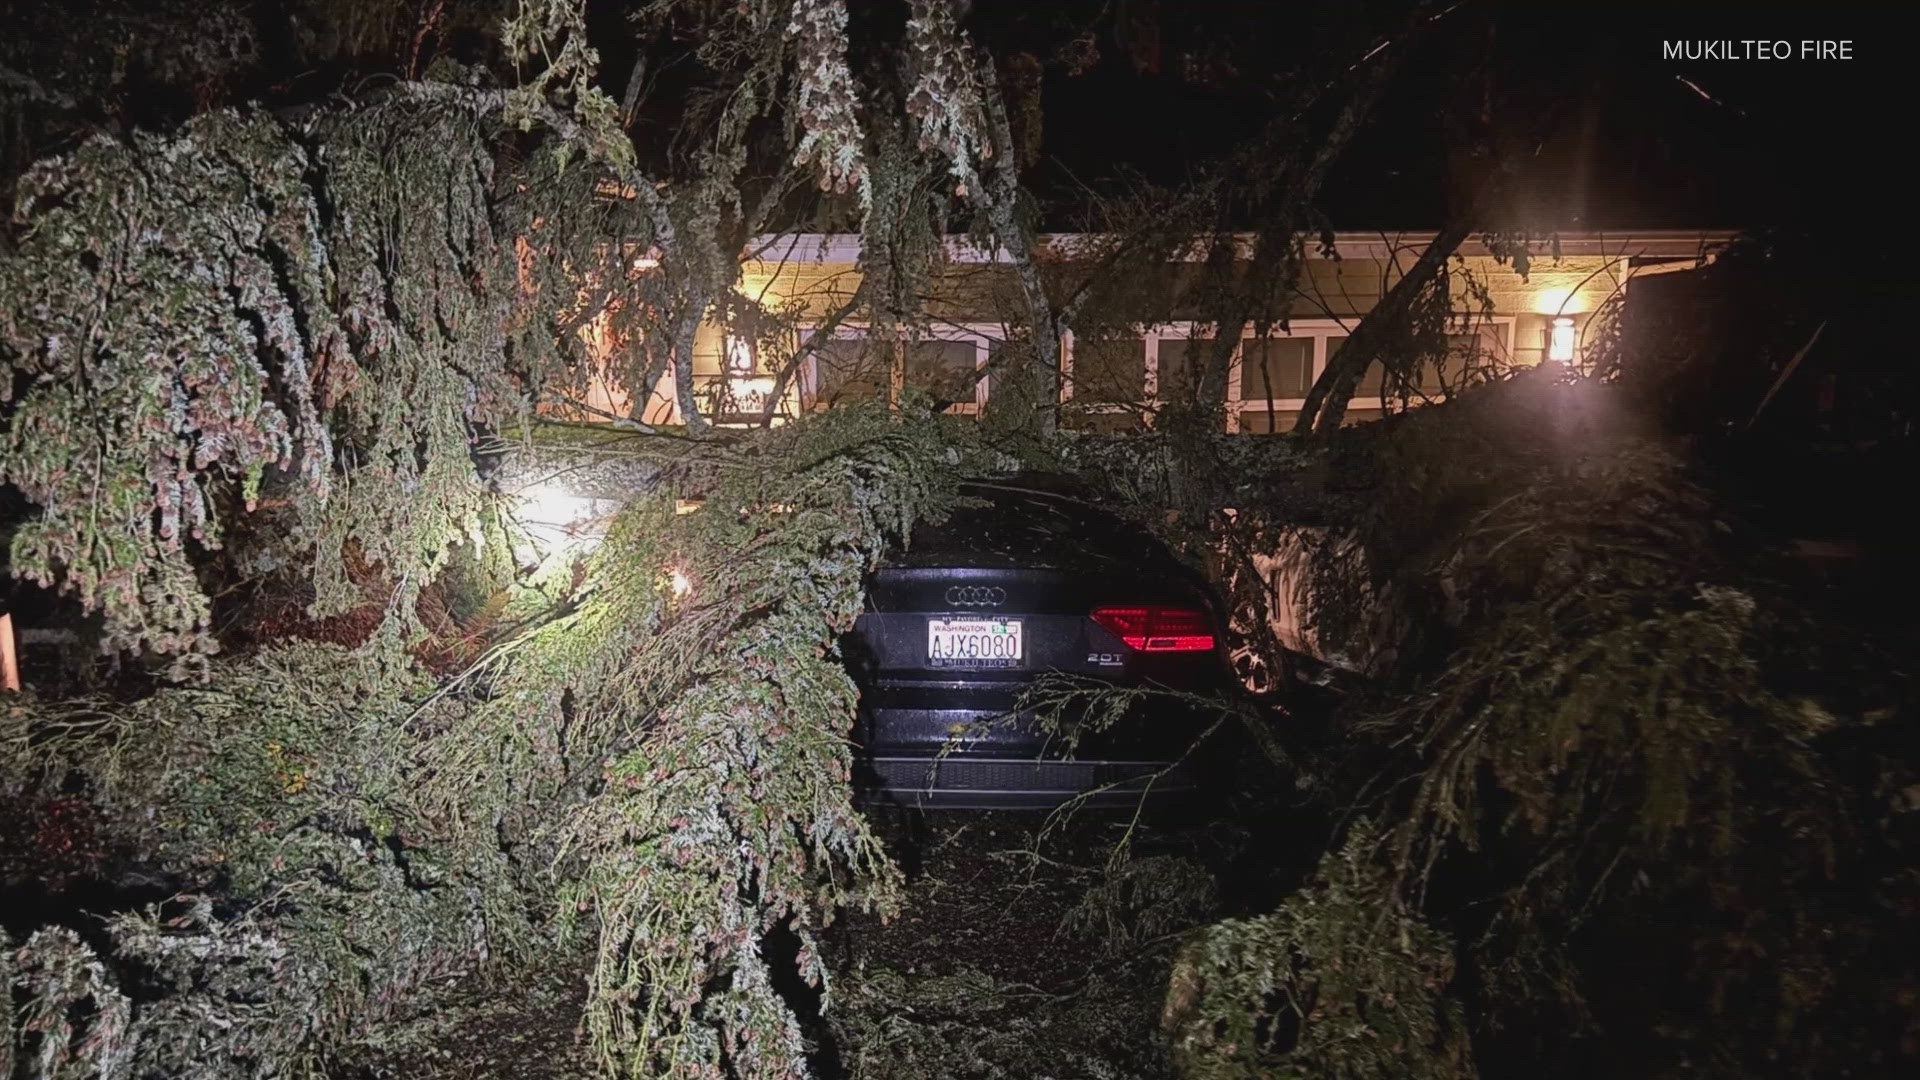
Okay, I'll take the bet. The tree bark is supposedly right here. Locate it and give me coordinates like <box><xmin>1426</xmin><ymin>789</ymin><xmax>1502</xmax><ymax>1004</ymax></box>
<box><xmin>1182</xmin><ymin>10</ymin><xmax>1422</xmax><ymax>433</ymax></box>
<box><xmin>1292</xmin><ymin>219</ymin><xmax>1475</xmax><ymax>436</ymax></box>
<box><xmin>978</xmin><ymin>67</ymin><xmax>1063</xmax><ymax>438</ymax></box>
<box><xmin>756</xmin><ymin>279</ymin><xmax>869</xmax><ymax>427</ymax></box>
<box><xmin>669</xmin><ymin>301</ymin><xmax>709</xmax><ymax>434</ymax></box>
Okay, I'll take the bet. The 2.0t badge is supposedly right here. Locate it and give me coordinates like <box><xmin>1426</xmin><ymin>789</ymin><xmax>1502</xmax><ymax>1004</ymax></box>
<box><xmin>944</xmin><ymin>585</ymin><xmax>1007</xmax><ymax>608</ymax></box>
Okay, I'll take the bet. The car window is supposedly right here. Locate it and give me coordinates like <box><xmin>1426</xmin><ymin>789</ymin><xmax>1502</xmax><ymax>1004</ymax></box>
<box><xmin>901</xmin><ymin>480</ymin><xmax>1166</xmax><ymax>567</ymax></box>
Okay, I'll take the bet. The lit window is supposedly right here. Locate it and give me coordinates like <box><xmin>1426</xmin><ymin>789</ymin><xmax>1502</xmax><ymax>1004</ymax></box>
<box><xmin>804</xmin><ymin>330</ymin><xmax>987</xmax><ymax>414</ymax></box>
<box><xmin>1548</xmin><ymin>316</ymin><xmax>1577</xmax><ymax>363</ymax></box>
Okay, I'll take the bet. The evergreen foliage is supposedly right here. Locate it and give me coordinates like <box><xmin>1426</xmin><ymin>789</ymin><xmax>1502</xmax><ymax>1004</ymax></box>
<box><xmin>1</xmin><ymin>642</ymin><xmax>530</xmax><ymax>1077</ymax></box>
<box><xmin>829</xmin><ymin>963</ymin><xmax>1157</xmax><ymax>1080</ymax></box>
<box><xmin>0</xmin><ymin>5</ymin><xmax>1023</xmax><ymax>1074</ymax></box>
<box><xmin>0</xmin><ymin>0</ymin><xmax>886</xmax><ymax>667</ymax></box>
<box><xmin>1061</xmin><ymin>853</ymin><xmax>1220</xmax><ymax>958</ymax></box>
<box><xmin>0</xmin><ymin>96</ymin><xmax>541</xmax><ymax>665</ymax></box>
<box><xmin>1137</xmin><ymin>371</ymin><xmax>1919</xmax><ymax>1077</ymax></box>
<box><xmin>1166</xmin><ymin>826</ymin><xmax>1472</xmax><ymax>1080</ymax></box>
<box><xmin>2</xmin><ymin>4</ymin><xmax>1912</xmax><ymax>1079</ymax></box>
<box><xmin>423</xmin><ymin>407</ymin><xmax>1007</xmax><ymax>1076</ymax></box>
<box><xmin>2</xmin><ymin>405</ymin><xmax>1006</xmax><ymax>1077</ymax></box>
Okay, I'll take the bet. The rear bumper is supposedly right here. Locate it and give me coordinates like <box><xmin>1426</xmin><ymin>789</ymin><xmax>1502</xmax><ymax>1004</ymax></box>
<box><xmin>857</xmin><ymin>755</ymin><xmax>1197</xmax><ymax>811</ymax></box>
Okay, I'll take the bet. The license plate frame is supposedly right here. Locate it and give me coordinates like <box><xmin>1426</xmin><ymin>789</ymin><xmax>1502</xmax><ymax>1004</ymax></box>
<box><xmin>926</xmin><ymin>617</ymin><xmax>1024</xmax><ymax>669</ymax></box>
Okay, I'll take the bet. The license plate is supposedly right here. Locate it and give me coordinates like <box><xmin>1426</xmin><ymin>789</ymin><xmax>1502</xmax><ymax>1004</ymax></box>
<box><xmin>927</xmin><ymin>618</ymin><xmax>1023</xmax><ymax>668</ymax></box>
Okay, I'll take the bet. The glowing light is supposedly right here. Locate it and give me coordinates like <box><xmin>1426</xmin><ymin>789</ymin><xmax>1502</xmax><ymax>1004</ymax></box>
<box><xmin>1533</xmin><ymin>286</ymin><xmax>1584</xmax><ymax>316</ymax></box>
<box><xmin>668</xmin><ymin>568</ymin><xmax>693</xmax><ymax>598</ymax></box>
<box><xmin>1548</xmin><ymin>316</ymin><xmax>1578</xmax><ymax>363</ymax></box>
<box><xmin>519</xmin><ymin>485</ymin><xmax>597</xmax><ymax>529</ymax></box>
<box><xmin>725</xmin><ymin>335</ymin><xmax>755</xmax><ymax>374</ymax></box>
<box><xmin>726</xmin><ymin>375</ymin><xmax>777</xmax><ymax>416</ymax></box>
<box><xmin>514</xmin><ymin>484</ymin><xmax>609</xmax><ymax>555</ymax></box>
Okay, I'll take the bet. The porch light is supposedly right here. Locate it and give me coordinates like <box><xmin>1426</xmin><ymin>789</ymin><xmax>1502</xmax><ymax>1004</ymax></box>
<box><xmin>723</xmin><ymin>374</ymin><xmax>777</xmax><ymax>418</ymax></box>
<box><xmin>513</xmin><ymin>483</ymin><xmax>612</xmax><ymax>555</ymax></box>
<box><xmin>519</xmin><ymin>485</ymin><xmax>599</xmax><ymax>533</ymax></box>
<box><xmin>1533</xmin><ymin>286</ymin><xmax>1583</xmax><ymax>316</ymax></box>
<box><xmin>725</xmin><ymin>335</ymin><xmax>755</xmax><ymax>374</ymax></box>
<box><xmin>1548</xmin><ymin>316</ymin><xmax>1577</xmax><ymax>363</ymax></box>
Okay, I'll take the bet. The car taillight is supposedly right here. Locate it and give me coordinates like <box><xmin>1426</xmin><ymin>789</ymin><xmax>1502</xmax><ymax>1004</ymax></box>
<box><xmin>1090</xmin><ymin>605</ymin><xmax>1216</xmax><ymax>652</ymax></box>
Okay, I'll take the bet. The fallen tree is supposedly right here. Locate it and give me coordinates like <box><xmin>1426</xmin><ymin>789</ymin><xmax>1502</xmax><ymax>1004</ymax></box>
<box><xmin>2</xmin><ymin>405</ymin><xmax>1012</xmax><ymax>1077</ymax></box>
<box><xmin>5</xmin><ymin>5</ymin><xmax>1911</xmax><ymax>1079</ymax></box>
<box><xmin>1063</xmin><ymin>368</ymin><xmax>1920</xmax><ymax>1079</ymax></box>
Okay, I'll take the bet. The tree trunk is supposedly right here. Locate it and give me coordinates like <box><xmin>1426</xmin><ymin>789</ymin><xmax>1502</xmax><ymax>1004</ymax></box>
<box><xmin>1292</xmin><ymin>219</ymin><xmax>1475</xmax><ymax>436</ymax></box>
<box><xmin>979</xmin><ymin>70</ymin><xmax>1062</xmax><ymax>438</ymax></box>
<box><xmin>669</xmin><ymin>302</ymin><xmax>709</xmax><ymax>434</ymax></box>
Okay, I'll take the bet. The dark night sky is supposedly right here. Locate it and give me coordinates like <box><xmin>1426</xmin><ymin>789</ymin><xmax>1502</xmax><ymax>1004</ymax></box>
<box><xmin>1021</xmin><ymin>0</ymin><xmax>1905</xmax><ymax>232</ymax></box>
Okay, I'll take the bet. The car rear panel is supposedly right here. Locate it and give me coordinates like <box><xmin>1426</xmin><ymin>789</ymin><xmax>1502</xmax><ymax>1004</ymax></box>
<box><xmin>847</xmin><ymin>482</ymin><xmax>1227</xmax><ymax>809</ymax></box>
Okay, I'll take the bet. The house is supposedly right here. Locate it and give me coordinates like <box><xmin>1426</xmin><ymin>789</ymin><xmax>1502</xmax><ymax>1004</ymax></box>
<box><xmin>537</xmin><ymin>228</ymin><xmax>1738</xmax><ymax>664</ymax></box>
<box><xmin>576</xmin><ymin>229</ymin><xmax>1734</xmax><ymax>432</ymax></box>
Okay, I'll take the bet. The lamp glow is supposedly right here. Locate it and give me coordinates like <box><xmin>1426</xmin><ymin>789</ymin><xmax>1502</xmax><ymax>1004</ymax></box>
<box><xmin>1548</xmin><ymin>316</ymin><xmax>1578</xmax><ymax>363</ymax></box>
<box><xmin>725</xmin><ymin>335</ymin><xmax>755</xmax><ymax>374</ymax></box>
<box><xmin>514</xmin><ymin>484</ymin><xmax>610</xmax><ymax>556</ymax></box>
<box><xmin>1534</xmin><ymin>286</ymin><xmax>1584</xmax><ymax>316</ymax></box>
<box><xmin>520</xmin><ymin>485</ymin><xmax>596</xmax><ymax>529</ymax></box>
<box><xmin>726</xmin><ymin>374</ymin><xmax>776</xmax><ymax>416</ymax></box>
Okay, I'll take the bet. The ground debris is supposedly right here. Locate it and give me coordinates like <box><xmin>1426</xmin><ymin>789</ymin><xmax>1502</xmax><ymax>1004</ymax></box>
<box><xmin>332</xmin><ymin>953</ymin><xmax>597</xmax><ymax>1080</ymax></box>
<box><xmin>822</xmin><ymin>811</ymin><xmax>1207</xmax><ymax>1080</ymax></box>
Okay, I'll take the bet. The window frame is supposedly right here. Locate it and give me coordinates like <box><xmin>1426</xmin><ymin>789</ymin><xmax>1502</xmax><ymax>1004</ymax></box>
<box><xmin>785</xmin><ymin>315</ymin><xmax>1516</xmax><ymax>429</ymax></box>
<box><xmin>796</xmin><ymin>322</ymin><xmax>998</xmax><ymax>415</ymax></box>
<box><xmin>1058</xmin><ymin>329</ymin><xmax>1154</xmax><ymax>426</ymax></box>
<box><xmin>1130</xmin><ymin>316</ymin><xmax>1515</xmax><ymax>432</ymax></box>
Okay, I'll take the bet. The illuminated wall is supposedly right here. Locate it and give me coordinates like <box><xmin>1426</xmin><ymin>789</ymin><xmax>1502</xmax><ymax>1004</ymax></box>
<box><xmin>572</xmin><ymin>232</ymin><xmax>1722</xmax><ymax>428</ymax></box>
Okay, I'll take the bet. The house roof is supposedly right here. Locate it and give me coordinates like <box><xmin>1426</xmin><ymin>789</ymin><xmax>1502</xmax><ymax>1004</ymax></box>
<box><xmin>740</xmin><ymin>230</ymin><xmax>1738</xmax><ymax>267</ymax></box>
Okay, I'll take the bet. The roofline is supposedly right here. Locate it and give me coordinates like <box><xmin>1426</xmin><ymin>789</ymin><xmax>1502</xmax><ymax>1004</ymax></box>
<box><xmin>743</xmin><ymin>229</ymin><xmax>1738</xmax><ymax>266</ymax></box>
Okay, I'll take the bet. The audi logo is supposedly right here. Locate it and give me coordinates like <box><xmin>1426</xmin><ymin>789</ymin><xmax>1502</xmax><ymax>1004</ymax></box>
<box><xmin>945</xmin><ymin>585</ymin><xmax>1007</xmax><ymax>608</ymax></box>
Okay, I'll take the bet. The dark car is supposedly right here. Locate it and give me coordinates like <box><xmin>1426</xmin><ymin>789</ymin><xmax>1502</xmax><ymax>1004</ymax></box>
<box><xmin>846</xmin><ymin>475</ymin><xmax>1235</xmax><ymax>810</ymax></box>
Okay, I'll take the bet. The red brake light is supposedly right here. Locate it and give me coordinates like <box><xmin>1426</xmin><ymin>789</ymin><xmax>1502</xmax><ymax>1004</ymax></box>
<box><xmin>1090</xmin><ymin>605</ymin><xmax>1216</xmax><ymax>652</ymax></box>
